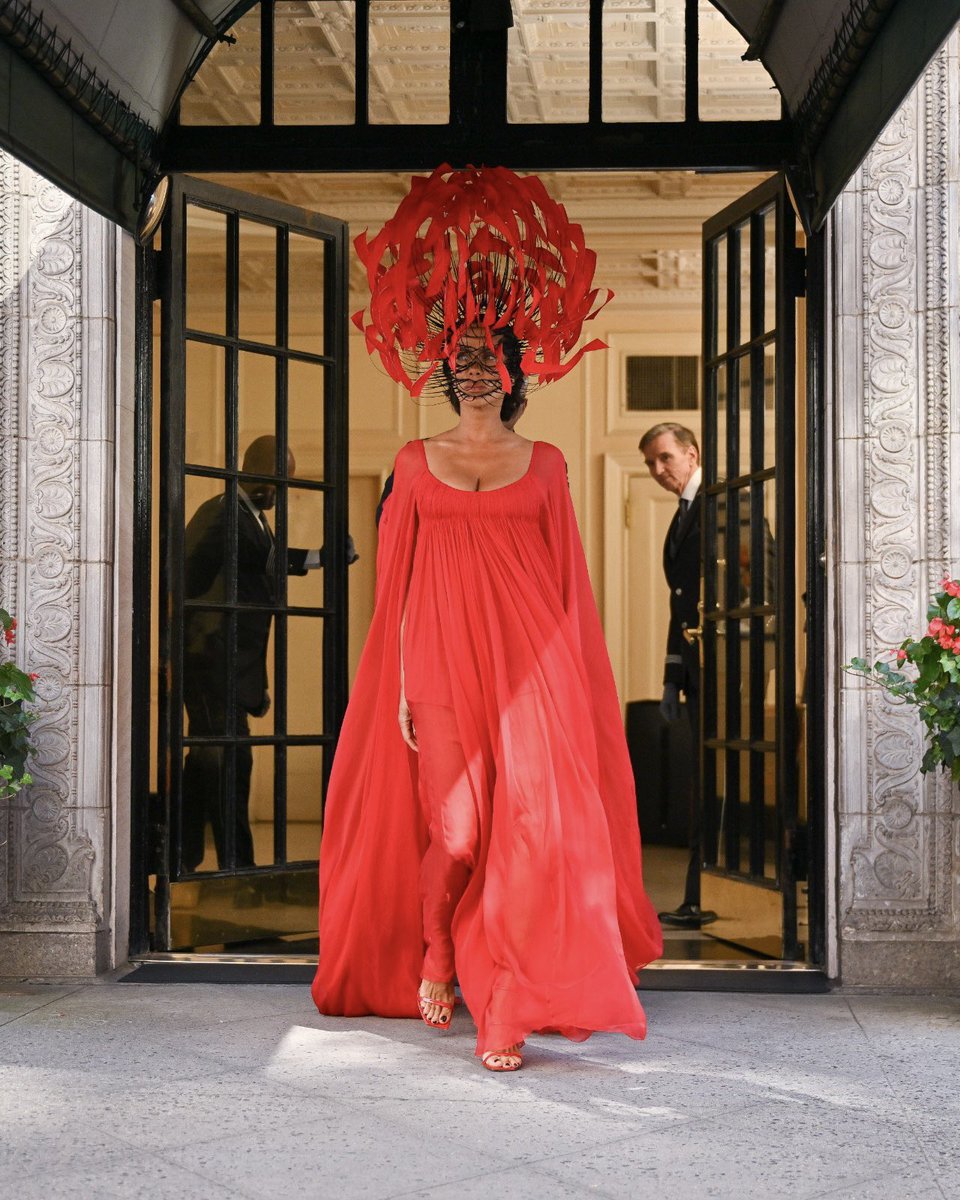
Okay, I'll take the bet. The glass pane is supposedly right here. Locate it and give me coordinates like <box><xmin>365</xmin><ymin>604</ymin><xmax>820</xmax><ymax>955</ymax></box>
<box><xmin>738</xmin><ymin>352</ymin><xmax>751</xmax><ymax>478</ymax></box>
<box><xmin>238</xmin><ymin>351</ymin><xmax>277</xmax><ymax>467</ymax></box>
<box><xmin>287</xmin><ymin>486</ymin><xmax>325</xmax><ymax>609</ymax></box>
<box><xmin>247</xmin><ymin>745</ymin><xmax>276</xmax><ymax>866</ymax></box>
<box><xmin>287</xmin><ymin>616</ymin><xmax>324</xmax><ymax>735</ymax></box>
<box><xmin>762</xmin><ymin>478</ymin><xmax>778</xmax><ymax>607</ymax></box>
<box><xmin>185</xmin><ymin>341</ymin><xmax>226</xmax><ymax>469</ymax></box>
<box><xmin>286</xmin><ymin>745</ymin><xmax>324</xmax><ymax>862</ymax></box>
<box><xmin>180</xmin><ymin>745</ymin><xmax>224</xmax><ymax>873</ymax></box>
<box><xmin>747</xmin><ymin>747</ymin><xmax>765</xmax><ymax>874</ymax></box>
<box><xmin>698</xmin><ymin>1</ymin><xmax>781</xmax><ymax>122</ymax></box>
<box><xmin>288</xmin><ymin>234</ymin><xmax>326</xmax><ymax>354</ymax></box>
<box><xmin>603</xmin><ymin>1</ymin><xmax>685</xmax><ymax>123</ymax></box>
<box><xmin>183</xmin><ymin>611</ymin><xmax>230</xmax><ymax>739</ymax></box>
<box><xmin>748</xmin><ymin>617</ymin><xmax>765</xmax><ymax>743</ymax></box>
<box><xmin>247</xmin><ymin>620</ymin><xmax>275</xmax><ymax>737</ymax></box>
<box><xmin>716</xmin><ymin>235</ymin><xmax>728</xmax><ymax>355</ymax></box>
<box><xmin>186</xmin><ymin>206</ymin><xmax>226</xmax><ymax>335</ymax></box>
<box><xmin>180</xmin><ymin>9</ymin><xmax>261</xmax><ymax>126</ymax></box>
<box><xmin>714</xmin><ymin>757</ymin><xmax>728</xmax><ymax>869</ymax></box>
<box><xmin>722</xmin><ymin>748</ymin><xmax>740</xmax><ymax>871</ymax></box>
<box><xmin>369</xmin><ymin>1</ymin><xmax>450</xmax><ymax>124</ymax></box>
<box><xmin>734</xmin><ymin>489</ymin><xmax>752</xmax><ymax>608</ymax></box>
<box><xmin>723</xmin><ymin>360</ymin><xmax>737</xmax><ymax>482</ymax></box>
<box><xmin>763</xmin><ymin>749</ymin><xmax>778</xmax><ymax>879</ymax></box>
<box><xmin>763</xmin><ymin>343</ymin><xmax>776</xmax><ymax>467</ymax></box>
<box><xmin>763</xmin><ymin>205</ymin><xmax>777</xmax><ymax>334</ymax></box>
<box><xmin>239</xmin><ymin>219</ymin><xmax>277</xmax><ymax>345</ymax></box>
<box><xmin>707</xmin><ymin>497</ymin><xmax>723</xmax><ymax>614</ymax></box>
<box><xmin>508</xmin><ymin>0</ymin><xmax>589</xmax><ymax>124</ymax></box>
<box><xmin>738</xmin><ymin>222</ymin><xmax>751</xmax><ymax>348</ymax></box>
<box><xmin>184</xmin><ymin>475</ymin><xmax>232</xmax><ymax>604</ymax></box>
<box><xmin>274</xmin><ymin>1</ymin><xmax>356</xmax><ymax>125</ymax></box>
<box><xmin>737</xmin><ymin>636</ymin><xmax>750</xmax><ymax>742</ymax></box>
<box><xmin>713</xmin><ymin>618</ymin><xmax>726</xmax><ymax>740</ymax></box>
<box><xmin>723</xmin><ymin>617</ymin><xmax>742</xmax><ymax>738</ymax></box>
<box><xmin>288</xmin><ymin>360</ymin><xmax>326</xmax><ymax>480</ymax></box>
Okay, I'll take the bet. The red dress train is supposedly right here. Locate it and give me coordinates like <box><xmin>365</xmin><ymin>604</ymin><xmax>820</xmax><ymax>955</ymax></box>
<box><xmin>312</xmin><ymin>439</ymin><xmax>663</xmax><ymax>1053</ymax></box>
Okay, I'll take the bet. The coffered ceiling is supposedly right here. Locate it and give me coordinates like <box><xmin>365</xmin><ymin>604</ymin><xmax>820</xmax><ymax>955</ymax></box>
<box><xmin>200</xmin><ymin>167</ymin><xmax>771</xmax><ymax>311</ymax></box>
<box><xmin>180</xmin><ymin>1</ymin><xmax>780</xmax><ymax>127</ymax></box>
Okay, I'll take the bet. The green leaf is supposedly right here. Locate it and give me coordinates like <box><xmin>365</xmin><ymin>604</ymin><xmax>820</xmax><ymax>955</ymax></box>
<box><xmin>947</xmin><ymin>597</ymin><xmax>960</xmax><ymax>622</ymax></box>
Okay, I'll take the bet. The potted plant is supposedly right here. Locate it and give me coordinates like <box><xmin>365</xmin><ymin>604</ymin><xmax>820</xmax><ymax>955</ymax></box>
<box><xmin>0</xmin><ymin>608</ymin><xmax>38</xmax><ymax>798</ymax></box>
<box><xmin>846</xmin><ymin>575</ymin><xmax>960</xmax><ymax>782</ymax></box>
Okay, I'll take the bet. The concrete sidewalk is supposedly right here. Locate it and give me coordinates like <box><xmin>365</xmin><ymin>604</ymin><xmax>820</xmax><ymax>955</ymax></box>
<box><xmin>1</xmin><ymin>983</ymin><xmax>958</xmax><ymax>1199</ymax></box>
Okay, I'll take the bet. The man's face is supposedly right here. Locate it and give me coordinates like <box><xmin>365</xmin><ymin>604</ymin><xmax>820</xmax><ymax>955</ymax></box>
<box><xmin>642</xmin><ymin>433</ymin><xmax>699</xmax><ymax>497</ymax></box>
<box><xmin>246</xmin><ymin>449</ymin><xmax>295</xmax><ymax>510</ymax></box>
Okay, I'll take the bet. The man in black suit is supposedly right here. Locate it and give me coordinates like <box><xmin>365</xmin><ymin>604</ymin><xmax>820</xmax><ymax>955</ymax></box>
<box><xmin>181</xmin><ymin>435</ymin><xmax>356</xmax><ymax>872</ymax></box>
<box><xmin>640</xmin><ymin>422</ymin><xmax>717</xmax><ymax>929</ymax></box>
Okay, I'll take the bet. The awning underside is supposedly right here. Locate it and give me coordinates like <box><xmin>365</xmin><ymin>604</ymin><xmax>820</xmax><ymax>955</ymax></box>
<box><xmin>1</xmin><ymin>0</ymin><xmax>957</xmax><ymax>230</ymax></box>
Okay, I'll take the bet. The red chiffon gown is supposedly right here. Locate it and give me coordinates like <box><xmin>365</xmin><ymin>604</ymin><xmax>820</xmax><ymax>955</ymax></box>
<box><xmin>312</xmin><ymin>438</ymin><xmax>663</xmax><ymax>1054</ymax></box>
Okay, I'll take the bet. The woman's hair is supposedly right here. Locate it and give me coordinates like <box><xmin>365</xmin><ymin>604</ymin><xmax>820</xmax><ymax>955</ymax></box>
<box><xmin>441</xmin><ymin>327</ymin><xmax>528</xmax><ymax>423</ymax></box>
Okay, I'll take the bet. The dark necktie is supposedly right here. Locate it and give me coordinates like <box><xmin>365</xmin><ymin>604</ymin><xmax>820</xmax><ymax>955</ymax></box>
<box><xmin>669</xmin><ymin>497</ymin><xmax>689</xmax><ymax>557</ymax></box>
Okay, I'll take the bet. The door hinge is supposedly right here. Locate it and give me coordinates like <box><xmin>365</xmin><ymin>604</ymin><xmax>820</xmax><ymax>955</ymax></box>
<box><xmin>624</xmin><ymin>496</ymin><xmax>632</xmax><ymax>529</ymax></box>
<box><xmin>788</xmin><ymin>245</ymin><xmax>806</xmax><ymax>299</ymax></box>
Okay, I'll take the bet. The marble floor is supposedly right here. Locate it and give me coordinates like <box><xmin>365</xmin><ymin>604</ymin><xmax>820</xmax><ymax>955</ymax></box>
<box><xmin>1</xmin><ymin>982</ymin><xmax>958</xmax><ymax>1199</ymax></box>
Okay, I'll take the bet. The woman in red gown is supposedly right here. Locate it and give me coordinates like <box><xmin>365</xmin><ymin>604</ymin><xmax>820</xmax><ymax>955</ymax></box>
<box><xmin>312</xmin><ymin>166</ymin><xmax>662</xmax><ymax>1071</ymax></box>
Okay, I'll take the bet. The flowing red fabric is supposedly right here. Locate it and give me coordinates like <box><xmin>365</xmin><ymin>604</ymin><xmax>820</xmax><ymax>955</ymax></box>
<box><xmin>312</xmin><ymin>440</ymin><xmax>663</xmax><ymax>1053</ymax></box>
<box><xmin>352</xmin><ymin>164</ymin><xmax>612</xmax><ymax>397</ymax></box>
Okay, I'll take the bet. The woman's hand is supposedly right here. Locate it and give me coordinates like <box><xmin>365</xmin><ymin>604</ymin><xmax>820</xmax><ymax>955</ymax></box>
<box><xmin>399</xmin><ymin>695</ymin><xmax>418</xmax><ymax>752</ymax></box>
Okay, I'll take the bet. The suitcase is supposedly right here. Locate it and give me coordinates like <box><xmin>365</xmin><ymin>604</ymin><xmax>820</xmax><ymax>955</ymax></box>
<box><xmin>625</xmin><ymin>699</ymin><xmax>693</xmax><ymax>847</ymax></box>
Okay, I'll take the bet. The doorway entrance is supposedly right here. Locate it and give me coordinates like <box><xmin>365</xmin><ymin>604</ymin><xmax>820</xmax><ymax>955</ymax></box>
<box><xmin>138</xmin><ymin>164</ymin><xmax>823</xmax><ymax>973</ymax></box>
<box><xmin>132</xmin><ymin>0</ymin><xmax>827</xmax><ymax>976</ymax></box>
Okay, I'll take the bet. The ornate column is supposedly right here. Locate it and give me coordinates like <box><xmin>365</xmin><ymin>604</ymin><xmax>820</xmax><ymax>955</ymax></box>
<box><xmin>0</xmin><ymin>150</ymin><xmax>119</xmax><ymax>976</ymax></box>
<box><xmin>832</xmin><ymin>37</ymin><xmax>960</xmax><ymax>986</ymax></box>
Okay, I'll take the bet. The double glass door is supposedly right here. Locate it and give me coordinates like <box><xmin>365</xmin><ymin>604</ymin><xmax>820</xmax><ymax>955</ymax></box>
<box><xmin>151</xmin><ymin>176</ymin><xmax>349</xmax><ymax>952</ymax></box>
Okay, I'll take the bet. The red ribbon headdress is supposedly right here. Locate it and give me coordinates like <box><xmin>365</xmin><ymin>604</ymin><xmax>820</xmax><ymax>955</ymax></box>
<box><xmin>353</xmin><ymin>164</ymin><xmax>612</xmax><ymax>398</ymax></box>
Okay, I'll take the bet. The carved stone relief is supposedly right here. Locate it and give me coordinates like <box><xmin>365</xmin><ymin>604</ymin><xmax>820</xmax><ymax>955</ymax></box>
<box><xmin>0</xmin><ymin>150</ymin><xmax>117</xmax><ymax>973</ymax></box>
<box><xmin>832</xmin><ymin>40</ymin><xmax>959</xmax><ymax>968</ymax></box>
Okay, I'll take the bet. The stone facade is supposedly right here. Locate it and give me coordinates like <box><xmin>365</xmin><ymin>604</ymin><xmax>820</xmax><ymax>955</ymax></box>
<box><xmin>0</xmin><ymin>152</ymin><xmax>121</xmax><ymax>976</ymax></box>
<box><xmin>831</xmin><ymin>37</ymin><xmax>960</xmax><ymax>986</ymax></box>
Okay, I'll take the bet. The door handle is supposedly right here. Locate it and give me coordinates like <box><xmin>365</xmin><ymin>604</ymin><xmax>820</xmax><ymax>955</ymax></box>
<box><xmin>683</xmin><ymin>598</ymin><xmax>705</xmax><ymax>645</ymax></box>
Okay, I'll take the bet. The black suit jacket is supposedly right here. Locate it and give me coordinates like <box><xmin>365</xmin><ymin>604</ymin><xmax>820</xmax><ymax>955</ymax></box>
<box><xmin>183</xmin><ymin>496</ymin><xmax>309</xmax><ymax>713</ymax></box>
<box><xmin>663</xmin><ymin>490</ymin><xmax>701</xmax><ymax>695</ymax></box>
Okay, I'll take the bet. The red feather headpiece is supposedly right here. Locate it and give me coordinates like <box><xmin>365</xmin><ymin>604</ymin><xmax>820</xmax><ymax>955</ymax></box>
<box><xmin>352</xmin><ymin>164</ymin><xmax>612</xmax><ymax>398</ymax></box>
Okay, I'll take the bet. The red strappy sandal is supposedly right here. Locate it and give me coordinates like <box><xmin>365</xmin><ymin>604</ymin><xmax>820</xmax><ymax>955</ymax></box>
<box><xmin>481</xmin><ymin>1047</ymin><xmax>524</xmax><ymax>1072</ymax></box>
<box><xmin>417</xmin><ymin>992</ymin><xmax>456</xmax><ymax>1029</ymax></box>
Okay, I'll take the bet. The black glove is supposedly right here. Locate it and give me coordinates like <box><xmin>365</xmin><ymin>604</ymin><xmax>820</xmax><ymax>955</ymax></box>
<box><xmin>659</xmin><ymin>682</ymin><xmax>681</xmax><ymax>723</ymax></box>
